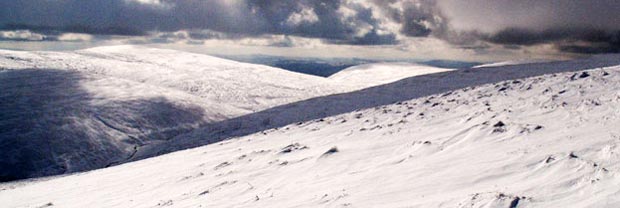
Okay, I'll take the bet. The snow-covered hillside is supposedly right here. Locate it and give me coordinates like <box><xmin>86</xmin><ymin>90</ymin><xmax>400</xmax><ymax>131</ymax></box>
<box><xmin>0</xmin><ymin>45</ymin><xmax>348</xmax><ymax>114</ymax></box>
<box><xmin>329</xmin><ymin>62</ymin><xmax>453</xmax><ymax>88</ymax></box>
<box><xmin>0</xmin><ymin>45</ymin><xmax>446</xmax><ymax>181</ymax></box>
<box><xmin>144</xmin><ymin>54</ymin><xmax>620</xmax><ymax>159</ymax></box>
<box><xmin>0</xmin><ymin>46</ymin><xmax>350</xmax><ymax>181</ymax></box>
<box><xmin>2</xmin><ymin>58</ymin><xmax>620</xmax><ymax>207</ymax></box>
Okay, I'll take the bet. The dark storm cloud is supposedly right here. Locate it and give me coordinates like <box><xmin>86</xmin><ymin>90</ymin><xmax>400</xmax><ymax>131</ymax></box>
<box><xmin>0</xmin><ymin>0</ymin><xmax>265</xmax><ymax>35</ymax></box>
<box><xmin>245</xmin><ymin>0</ymin><xmax>398</xmax><ymax>45</ymax></box>
<box><xmin>1</xmin><ymin>0</ymin><xmax>620</xmax><ymax>53</ymax></box>
<box><xmin>478</xmin><ymin>28</ymin><xmax>620</xmax><ymax>54</ymax></box>
<box><xmin>0</xmin><ymin>0</ymin><xmax>457</xmax><ymax>46</ymax></box>
<box><xmin>369</xmin><ymin>0</ymin><xmax>443</xmax><ymax>37</ymax></box>
<box><xmin>0</xmin><ymin>0</ymin><xmax>400</xmax><ymax>45</ymax></box>
<box><xmin>438</xmin><ymin>0</ymin><xmax>620</xmax><ymax>54</ymax></box>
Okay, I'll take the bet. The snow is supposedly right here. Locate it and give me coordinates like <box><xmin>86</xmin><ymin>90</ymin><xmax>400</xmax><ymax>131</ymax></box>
<box><xmin>0</xmin><ymin>45</ymin><xmax>447</xmax><ymax>181</ymax></box>
<box><xmin>329</xmin><ymin>62</ymin><xmax>453</xmax><ymax>88</ymax></box>
<box><xmin>2</xmin><ymin>54</ymin><xmax>620</xmax><ymax>207</ymax></box>
<box><xmin>473</xmin><ymin>59</ymin><xmax>552</xmax><ymax>68</ymax></box>
<box><xmin>0</xmin><ymin>45</ymin><xmax>340</xmax><ymax>180</ymax></box>
<box><xmin>1</xmin><ymin>45</ymin><xmax>348</xmax><ymax>114</ymax></box>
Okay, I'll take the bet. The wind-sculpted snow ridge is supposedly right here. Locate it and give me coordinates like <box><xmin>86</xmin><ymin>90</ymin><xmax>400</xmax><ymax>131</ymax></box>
<box><xmin>2</xmin><ymin>60</ymin><xmax>620</xmax><ymax>207</ymax></box>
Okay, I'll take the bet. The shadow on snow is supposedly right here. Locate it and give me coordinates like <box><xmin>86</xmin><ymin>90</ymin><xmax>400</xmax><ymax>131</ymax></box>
<box><xmin>0</xmin><ymin>69</ymin><xmax>205</xmax><ymax>182</ymax></box>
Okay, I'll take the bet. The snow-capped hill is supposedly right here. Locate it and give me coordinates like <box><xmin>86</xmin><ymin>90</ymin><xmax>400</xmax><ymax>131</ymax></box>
<box><xmin>3</xmin><ymin>61</ymin><xmax>620</xmax><ymax>207</ymax></box>
<box><xmin>472</xmin><ymin>59</ymin><xmax>552</xmax><ymax>68</ymax></box>
<box><xmin>329</xmin><ymin>62</ymin><xmax>453</xmax><ymax>88</ymax></box>
<box><xmin>0</xmin><ymin>46</ymin><xmax>353</xmax><ymax>181</ymax></box>
<box><xmin>2</xmin><ymin>45</ymin><xmax>347</xmax><ymax>113</ymax></box>
<box><xmin>79</xmin><ymin>45</ymin><xmax>269</xmax><ymax>72</ymax></box>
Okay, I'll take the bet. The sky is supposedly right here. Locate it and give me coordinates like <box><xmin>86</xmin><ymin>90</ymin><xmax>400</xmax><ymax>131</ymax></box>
<box><xmin>1</xmin><ymin>0</ymin><xmax>619</xmax><ymax>62</ymax></box>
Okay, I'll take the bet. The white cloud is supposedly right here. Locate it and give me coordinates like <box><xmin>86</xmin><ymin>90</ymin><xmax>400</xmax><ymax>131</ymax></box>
<box><xmin>57</xmin><ymin>33</ymin><xmax>94</xmax><ymax>42</ymax></box>
<box><xmin>0</xmin><ymin>30</ymin><xmax>46</xmax><ymax>41</ymax></box>
<box><xmin>336</xmin><ymin>4</ymin><xmax>372</xmax><ymax>38</ymax></box>
<box><xmin>123</xmin><ymin>0</ymin><xmax>173</xmax><ymax>9</ymax></box>
<box><xmin>286</xmin><ymin>7</ymin><xmax>319</xmax><ymax>26</ymax></box>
